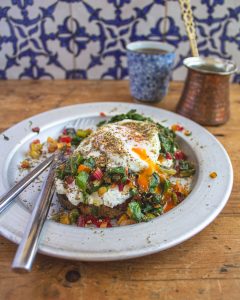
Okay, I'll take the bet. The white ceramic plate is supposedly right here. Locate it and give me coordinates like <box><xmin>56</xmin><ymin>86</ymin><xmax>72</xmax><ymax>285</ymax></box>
<box><xmin>0</xmin><ymin>102</ymin><xmax>233</xmax><ymax>261</ymax></box>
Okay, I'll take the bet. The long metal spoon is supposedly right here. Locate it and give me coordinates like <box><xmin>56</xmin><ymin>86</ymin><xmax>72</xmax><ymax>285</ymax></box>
<box><xmin>0</xmin><ymin>155</ymin><xmax>54</xmax><ymax>214</ymax></box>
<box><xmin>12</xmin><ymin>156</ymin><xmax>57</xmax><ymax>272</ymax></box>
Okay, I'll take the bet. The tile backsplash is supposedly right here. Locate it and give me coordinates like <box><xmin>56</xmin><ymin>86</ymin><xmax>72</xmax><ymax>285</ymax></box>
<box><xmin>0</xmin><ymin>0</ymin><xmax>239</xmax><ymax>81</ymax></box>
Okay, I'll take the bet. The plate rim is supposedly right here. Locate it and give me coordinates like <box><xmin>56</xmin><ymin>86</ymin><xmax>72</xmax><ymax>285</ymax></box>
<box><xmin>0</xmin><ymin>102</ymin><xmax>233</xmax><ymax>261</ymax></box>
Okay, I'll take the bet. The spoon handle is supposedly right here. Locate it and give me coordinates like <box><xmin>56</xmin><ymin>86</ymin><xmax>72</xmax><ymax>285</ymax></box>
<box><xmin>178</xmin><ymin>0</ymin><xmax>199</xmax><ymax>57</ymax></box>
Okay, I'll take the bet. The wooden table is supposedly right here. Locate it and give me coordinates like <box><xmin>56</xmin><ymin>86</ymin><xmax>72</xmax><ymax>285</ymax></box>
<box><xmin>0</xmin><ymin>81</ymin><xmax>239</xmax><ymax>300</ymax></box>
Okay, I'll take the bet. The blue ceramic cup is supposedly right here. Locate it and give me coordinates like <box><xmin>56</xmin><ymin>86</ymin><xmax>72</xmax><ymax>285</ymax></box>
<box><xmin>127</xmin><ymin>41</ymin><xmax>175</xmax><ymax>103</ymax></box>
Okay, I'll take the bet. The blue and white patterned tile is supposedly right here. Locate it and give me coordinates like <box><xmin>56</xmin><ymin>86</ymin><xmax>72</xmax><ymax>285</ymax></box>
<box><xmin>0</xmin><ymin>0</ymin><xmax>239</xmax><ymax>81</ymax></box>
<box><xmin>71</xmin><ymin>0</ymin><xmax>166</xmax><ymax>79</ymax></box>
<box><xmin>1</xmin><ymin>0</ymin><xmax>74</xmax><ymax>79</ymax></box>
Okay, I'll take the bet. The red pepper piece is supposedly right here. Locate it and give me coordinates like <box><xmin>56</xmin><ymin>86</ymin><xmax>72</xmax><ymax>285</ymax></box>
<box><xmin>62</xmin><ymin>128</ymin><xmax>67</xmax><ymax>135</ymax></box>
<box><xmin>100</xmin><ymin>112</ymin><xmax>106</xmax><ymax>117</ymax></box>
<box><xmin>32</xmin><ymin>127</ymin><xmax>40</xmax><ymax>133</ymax></box>
<box><xmin>20</xmin><ymin>160</ymin><xmax>31</xmax><ymax>169</ymax></box>
<box><xmin>176</xmin><ymin>125</ymin><xmax>184</xmax><ymax>131</ymax></box>
<box><xmin>176</xmin><ymin>192</ymin><xmax>185</xmax><ymax>203</ymax></box>
<box><xmin>166</xmin><ymin>152</ymin><xmax>172</xmax><ymax>160</ymax></box>
<box><xmin>59</xmin><ymin>136</ymin><xmax>72</xmax><ymax>143</ymax></box>
<box><xmin>174</xmin><ymin>150</ymin><xmax>186</xmax><ymax>160</ymax></box>
<box><xmin>96</xmin><ymin>217</ymin><xmax>112</xmax><ymax>228</ymax></box>
<box><xmin>77</xmin><ymin>215</ymin><xmax>85</xmax><ymax>227</ymax></box>
<box><xmin>91</xmin><ymin>168</ymin><xmax>103</xmax><ymax>180</ymax></box>
<box><xmin>32</xmin><ymin>139</ymin><xmax>40</xmax><ymax>144</ymax></box>
<box><xmin>65</xmin><ymin>176</ymin><xmax>74</xmax><ymax>185</ymax></box>
<box><xmin>118</xmin><ymin>183</ymin><xmax>125</xmax><ymax>192</ymax></box>
<box><xmin>85</xmin><ymin>215</ymin><xmax>99</xmax><ymax>226</ymax></box>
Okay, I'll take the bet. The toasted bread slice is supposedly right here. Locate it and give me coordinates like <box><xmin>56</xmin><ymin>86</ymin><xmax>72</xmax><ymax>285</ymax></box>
<box><xmin>57</xmin><ymin>193</ymin><xmax>127</xmax><ymax>218</ymax></box>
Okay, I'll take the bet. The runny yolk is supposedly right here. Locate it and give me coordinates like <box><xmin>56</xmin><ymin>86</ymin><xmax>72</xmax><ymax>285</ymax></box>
<box><xmin>132</xmin><ymin>147</ymin><xmax>157</xmax><ymax>192</ymax></box>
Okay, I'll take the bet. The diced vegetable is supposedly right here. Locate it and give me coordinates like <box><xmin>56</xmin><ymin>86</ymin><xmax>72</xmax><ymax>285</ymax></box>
<box><xmin>64</xmin><ymin>128</ymin><xmax>76</xmax><ymax>137</ymax></box>
<box><xmin>32</xmin><ymin>127</ymin><xmax>40</xmax><ymax>133</ymax></box>
<box><xmin>174</xmin><ymin>150</ymin><xmax>186</xmax><ymax>160</ymax></box>
<box><xmin>75</xmin><ymin>171</ymin><xmax>89</xmax><ymax>191</ymax></box>
<box><xmin>178</xmin><ymin>160</ymin><xmax>195</xmax><ymax>177</ymax></box>
<box><xmin>98</xmin><ymin>186</ymin><xmax>108</xmax><ymax>196</ymax></box>
<box><xmin>145</xmin><ymin>213</ymin><xmax>155</xmax><ymax>220</ymax></box>
<box><xmin>159</xmin><ymin>134</ymin><xmax>175</xmax><ymax>154</ymax></box>
<box><xmin>149</xmin><ymin>173</ymin><xmax>160</xmax><ymax>192</ymax></box>
<box><xmin>118</xmin><ymin>183</ymin><xmax>125</xmax><ymax>192</ymax></box>
<box><xmin>96</xmin><ymin>120</ymin><xmax>107</xmax><ymax>127</ymax></box>
<box><xmin>166</xmin><ymin>152</ymin><xmax>172</xmax><ymax>160</ymax></box>
<box><xmin>163</xmin><ymin>199</ymin><xmax>175</xmax><ymax>213</ymax></box>
<box><xmin>158</xmin><ymin>165</ymin><xmax>176</xmax><ymax>176</ymax></box>
<box><xmin>83</xmin><ymin>157</ymin><xmax>95</xmax><ymax>169</ymax></box>
<box><xmin>117</xmin><ymin>214</ymin><xmax>128</xmax><ymax>225</ymax></box>
<box><xmin>71</xmin><ymin>135</ymin><xmax>82</xmax><ymax>145</ymax></box>
<box><xmin>59</xmin><ymin>136</ymin><xmax>72</xmax><ymax>143</ymax></box>
<box><xmin>108</xmin><ymin>166</ymin><xmax>126</xmax><ymax>175</ymax></box>
<box><xmin>129</xmin><ymin>187</ymin><xmax>138</xmax><ymax>197</ymax></box>
<box><xmin>172</xmin><ymin>192</ymin><xmax>178</xmax><ymax>205</ymax></box>
<box><xmin>163</xmin><ymin>179</ymin><xmax>171</xmax><ymax>193</ymax></box>
<box><xmin>209</xmin><ymin>172</ymin><xmax>217</xmax><ymax>179</ymax></box>
<box><xmin>184</xmin><ymin>130</ymin><xmax>192</xmax><ymax>136</ymax></box>
<box><xmin>47</xmin><ymin>137</ymin><xmax>58</xmax><ymax>153</ymax></box>
<box><xmin>28</xmin><ymin>140</ymin><xmax>43</xmax><ymax>159</ymax></box>
<box><xmin>20</xmin><ymin>160</ymin><xmax>31</xmax><ymax>169</ymax></box>
<box><xmin>59</xmin><ymin>213</ymin><xmax>70</xmax><ymax>225</ymax></box>
<box><xmin>91</xmin><ymin>167</ymin><xmax>103</xmax><ymax>180</ymax></box>
<box><xmin>171</xmin><ymin>124</ymin><xmax>184</xmax><ymax>132</ymax></box>
<box><xmin>117</xmin><ymin>214</ymin><xmax>135</xmax><ymax>226</ymax></box>
<box><xmin>77</xmin><ymin>215</ymin><xmax>85</xmax><ymax>227</ymax></box>
<box><xmin>69</xmin><ymin>209</ymin><xmax>80</xmax><ymax>224</ymax></box>
<box><xmin>65</xmin><ymin>176</ymin><xmax>74</xmax><ymax>185</ymax></box>
<box><xmin>127</xmin><ymin>201</ymin><xmax>145</xmax><ymax>222</ymax></box>
<box><xmin>76</xmin><ymin>129</ymin><xmax>92</xmax><ymax>138</ymax></box>
<box><xmin>78</xmin><ymin>164</ymin><xmax>91</xmax><ymax>173</ymax></box>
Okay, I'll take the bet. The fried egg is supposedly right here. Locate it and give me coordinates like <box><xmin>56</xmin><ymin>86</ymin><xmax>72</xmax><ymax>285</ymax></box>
<box><xmin>78</xmin><ymin>120</ymin><xmax>161</xmax><ymax>173</ymax></box>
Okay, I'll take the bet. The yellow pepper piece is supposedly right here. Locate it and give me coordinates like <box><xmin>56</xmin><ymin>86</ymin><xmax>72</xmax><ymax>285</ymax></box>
<box><xmin>209</xmin><ymin>172</ymin><xmax>217</xmax><ymax>179</ymax></box>
<box><xmin>47</xmin><ymin>137</ymin><xmax>56</xmax><ymax>143</ymax></box>
<box><xmin>98</xmin><ymin>186</ymin><xmax>107</xmax><ymax>196</ymax></box>
<box><xmin>29</xmin><ymin>150</ymin><xmax>41</xmax><ymax>159</ymax></box>
<box><xmin>117</xmin><ymin>214</ymin><xmax>128</xmax><ymax>225</ymax></box>
<box><xmin>59</xmin><ymin>213</ymin><xmax>70</xmax><ymax>225</ymax></box>
<box><xmin>57</xmin><ymin>142</ymin><xmax>64</xmax><ymax>149</ymax></box>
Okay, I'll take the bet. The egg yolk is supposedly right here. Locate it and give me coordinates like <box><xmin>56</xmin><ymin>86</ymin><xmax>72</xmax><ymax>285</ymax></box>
<box><xmin>132</xmin><ymin>147</ymin><xmax>161</xmax><ymax>192</ymax></box>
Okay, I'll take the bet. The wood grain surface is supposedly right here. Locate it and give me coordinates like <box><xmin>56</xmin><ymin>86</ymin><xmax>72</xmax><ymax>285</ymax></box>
<box><xmin>0</xmin><ymin>81</ymin><xmax>239</xmax><ymax>300</ymax></box>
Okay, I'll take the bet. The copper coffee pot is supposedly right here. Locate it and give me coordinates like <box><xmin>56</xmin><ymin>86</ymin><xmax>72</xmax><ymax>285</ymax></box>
<box><xmin>177</xmin><ymin>1</ymin><xmax>237</xmax><ymax>125</ymax></box>
<box><xmin>176</xmin><ymin>57</ymin><xmax>237</xmax><ymax>126</ymax></box>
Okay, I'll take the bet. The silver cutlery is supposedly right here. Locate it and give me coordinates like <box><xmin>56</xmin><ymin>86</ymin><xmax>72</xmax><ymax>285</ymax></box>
<box><xmin>11</xmin><ymin>154</ymin><xmax>60</xmax><ymax>272</ymax></box>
